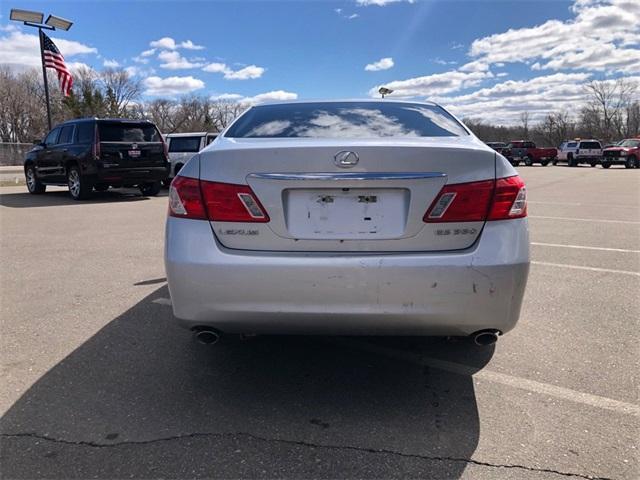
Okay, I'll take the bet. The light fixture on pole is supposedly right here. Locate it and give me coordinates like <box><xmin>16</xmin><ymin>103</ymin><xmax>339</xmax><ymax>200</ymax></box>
<box><xmin>378</xmin><ymin>87</ymin><xmax>394</xmax><ymax>99</ymax></box>
<box><xmin>9</xmin><ymin>8</ymin><xmax>74</xmax><ymax>131</ymax></box>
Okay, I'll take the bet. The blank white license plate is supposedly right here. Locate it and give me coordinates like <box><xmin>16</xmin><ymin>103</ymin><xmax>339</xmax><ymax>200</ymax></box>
<box><xmin>286</xmin><ymin>188</ymin><xmax>408</xmax><ymax>239</ymax></box>
<box><xmin>128</xmin><ymin>150</ymin><xmax>141</xmax><ymax>158</ymax></box>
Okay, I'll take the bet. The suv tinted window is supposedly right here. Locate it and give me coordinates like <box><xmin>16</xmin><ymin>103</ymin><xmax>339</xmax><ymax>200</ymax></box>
<box><xmin>567</xmin><ymin>142</ymin><xmax>577</xmax><ymax>148</ymax></box>
<box><xmin>58</xmin><ymin>125</ymin><xmax>74</xmax><ymax>144</ymax></box>
<box><xmin>98</xmin><ymin>123</ymin><xmax>161</xmax><ymax>142</ymax></box>
<box><xmin>579</xmin><ymin>141</ymin><xmax>601</xmax><ymax>149</ymax></box>
<box><xmin>44</xmin><ymin>128</ymin><xmax>60</xmax><ymax>146</ymax></box>
<box><xmin>76</xmin><ymin>122</ymin><xmax>94</xmax><ymax>144</ymax></box>
<box><xmin>168</xmin><ymin>136</ymin><xmax>201</xmax><ymax>153</ymax></box>
<box><xmin>225</xmin><ymin>102</ymin><xmax>469</xmax><ymax>138</ymax></box>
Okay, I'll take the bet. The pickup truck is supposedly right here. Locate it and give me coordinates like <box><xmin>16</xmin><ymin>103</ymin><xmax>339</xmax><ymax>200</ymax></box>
<box><xmin>508</xmin><ymin>140</ymin><xmax>557</xmax><ymax>166</ymax></box>
<box><xmin>601</xmin><ymin>138</ymin><xmax>639</xmax><ymax>169</ymax></box>
<box><xmin>485</xmin><ymin>142</ymin><xmax>514</xmax><ymax>164</ymax></box>
<box><xmin>557</xmin><ymin>139</ymin><xmax>603</xmax><ymax>167</ymax></box>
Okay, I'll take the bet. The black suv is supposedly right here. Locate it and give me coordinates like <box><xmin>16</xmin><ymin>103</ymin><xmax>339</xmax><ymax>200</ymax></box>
<box><xmin>24</xmin><ymin>118</ymin><xmax>170</xmax><ymax>200</ymax></box>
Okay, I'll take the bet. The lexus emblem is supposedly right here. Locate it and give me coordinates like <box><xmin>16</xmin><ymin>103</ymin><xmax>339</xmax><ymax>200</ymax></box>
<box><xmin>334</xmin><ymin>150</ymin><xmax>359</xmax><ymax>168</ymax></box>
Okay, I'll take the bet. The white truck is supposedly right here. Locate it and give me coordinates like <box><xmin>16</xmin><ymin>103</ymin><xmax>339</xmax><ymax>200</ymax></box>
<box><xmin>165</xmin><ymin>132</ymin><xmax>218</xmax><ymax>181</ymax></box>
<box><xmin>556</xmin><ymin>139</ymin><xmax>603</xmax><ymax>167</ymax></box>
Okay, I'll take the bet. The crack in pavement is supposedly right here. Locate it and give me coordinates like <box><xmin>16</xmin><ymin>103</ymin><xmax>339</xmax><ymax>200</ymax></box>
<box><xmin>1</xmin><ymin>432</ymin><xmax>612</xmax><ymax>480</ymax></box>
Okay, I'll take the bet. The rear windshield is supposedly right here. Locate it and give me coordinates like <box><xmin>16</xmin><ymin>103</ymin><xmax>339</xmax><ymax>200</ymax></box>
<box><xmin>619</xmin><ymin>139</ymin><xmax>639</xmax><ymax>148</ymax></box>
<box><xmin>567</xmin><ymin>142</ymin><xmax>578</xmax><ymax>147</ymax></box>
<box><xmin>580</xmin><ymin>141</ymin><xmax>600</xmax><ymax>149</ymax></box>
<box><xmin>98</xmin><ymin>123</ymin><xmax>161</xmax><ymax>142</ymax></box>
<box><xmin>224</xmin><ymin>102</ymin><xmax>469</xmax><ymax>138</ymax></box>
<box><xmin>168</xmin><ymin>136</ymin><xmax>201</xmax><ymax>153</ymax></box>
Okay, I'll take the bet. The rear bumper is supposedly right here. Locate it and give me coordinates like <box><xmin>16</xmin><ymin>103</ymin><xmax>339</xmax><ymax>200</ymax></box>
<box><xmin>165</xmin><ymin>218</ymin><xmax>530</xmax><ymax>336</ymax></box>
<box><xmin>91</xmin><ymin>166</ymin><xmax>169</xmax><ymax>185</ymax></box>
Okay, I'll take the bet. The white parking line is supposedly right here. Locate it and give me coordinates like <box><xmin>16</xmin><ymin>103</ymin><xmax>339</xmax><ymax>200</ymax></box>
<box><xmin>529</xmin><ymin>215</ymin><xmax>640</xmax><ymax>225</ymax></box>
<box><xmin>152</xmin><ymin>297</ymin><xmax>172</xmax><ymax>306</ymax></box>
<box><xmin>531</xmin><ymin>242</ymin><xmax>640</xmax><ymax>254</ymax></box>
<box><xmin>337</xmin><ymin>339</ymin><xmax>640</xmax><ymax>417</ymax></box>
<box><xmin>532</xmin><ymin>261</ymin><xmax>640</xmax><ymax>277</ymax></box>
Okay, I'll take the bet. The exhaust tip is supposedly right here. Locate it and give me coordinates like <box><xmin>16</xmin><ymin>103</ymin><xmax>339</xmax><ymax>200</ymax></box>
<box><xmin>473</xmin><ymin>330</ymin><xmax>500</xmax><ymax>346</ymax></box>
<box><xmin>195</xmin><ymin>329</ymin><xmax>220</xmax><ymax>345</ymax></box>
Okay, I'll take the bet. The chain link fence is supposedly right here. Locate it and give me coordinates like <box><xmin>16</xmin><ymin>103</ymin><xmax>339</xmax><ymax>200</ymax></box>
<box><xmin>0</xmin><ymin>143</ymin><xmax>32</xmax><ymax>166</ymax></box>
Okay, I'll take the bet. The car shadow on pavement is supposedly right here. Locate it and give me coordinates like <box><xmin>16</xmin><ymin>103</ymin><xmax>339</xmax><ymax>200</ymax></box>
<box><xmin>0</xmin><ymin>286</ymin><xmax>493</xmax><ymax>479</ymax></box>
<box><xmin>0</xmin><ymin>189</ymin><xmax>167</xmax><ymax>208</ymax></box>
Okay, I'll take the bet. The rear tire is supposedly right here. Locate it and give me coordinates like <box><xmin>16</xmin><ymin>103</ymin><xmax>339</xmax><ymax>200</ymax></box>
<box><xmin>567</xmin><ymin>154</ymin><xmax>576</xmax><ymax>167</ymax></box>
<box><xmin>601</xmin><ymin>162</ymin><xmax>611</xmax><ymax>169</ymax></box>
<box><xmin>510</xmin><ymin>159</ymin><xmax>520</xmax><ymax>167</ymax></box>
<box><xmin>524</xmin><ymin>155</ymin><xmax>533</xmax><ymax>166</ymax></box>
<box><xmin>139</xmin><ymin>181</ymin><xmax>162</xmax><ymax>196</ymax></box>
<box><xmin>552</xmin><ymin>159</ymin><xmax>558</xmax><ymax>166</ymax></box>
<box><xmin>590</xmin><ymin>161</ymin><xmax>597</xmax><ymax>167</ymax></box>
<box><xmin>541</xmin><ymin>160</ymin><xmax>549</xmax><ymax>167</ymax></box>
<box><xmin>25</xmin><ymin>165</ymin><xmax>46</xmax><ymax>194</ymax></box>
<box><xmin>67</xmin><ymin>165</ymin><xmax>92</xmax><ymax>200</ymax></box>
<box><xmin>625</xmin><ymin>157</ymin><xmax>636</xmax><ymax>169</ymax></box>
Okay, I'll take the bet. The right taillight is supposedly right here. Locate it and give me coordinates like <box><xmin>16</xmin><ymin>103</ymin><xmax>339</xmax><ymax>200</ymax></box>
<box><xmin>168</xmin><ymin>176</ymin><xmax>269</xmax><ymax>222</ymax></box>
<box><xmin>424</xmin><ymin>175</ymin><xmax>526</xmax><ymax>223</ymax></box>
<box><xmin>487</xmin><ymin>175</ymin><xmax>527</xmax><ymax>220</ymax></box>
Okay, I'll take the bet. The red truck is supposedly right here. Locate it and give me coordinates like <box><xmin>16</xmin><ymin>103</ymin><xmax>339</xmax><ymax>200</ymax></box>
<box><xmin>507</xmin><ymin>140</ymin><xmax>557</xmax><ymax>166</ymax></box>
<box><xmin>601</xmin><ymin>138</ymin><xmax>639</xmax><ymax>169</ymax></box>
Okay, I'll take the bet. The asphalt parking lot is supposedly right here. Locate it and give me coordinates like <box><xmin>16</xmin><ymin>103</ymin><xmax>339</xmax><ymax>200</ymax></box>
<box><xmin>0</xmin><ymin>166</ymin><xmax>638</xmax><ymax>479</ymax></box>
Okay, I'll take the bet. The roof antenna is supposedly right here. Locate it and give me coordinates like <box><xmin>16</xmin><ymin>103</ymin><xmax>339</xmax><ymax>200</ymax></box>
<box><xmin>378</xmin><ymin>87</ymin><xmax>393</xmax><ymax>99</ymax></box>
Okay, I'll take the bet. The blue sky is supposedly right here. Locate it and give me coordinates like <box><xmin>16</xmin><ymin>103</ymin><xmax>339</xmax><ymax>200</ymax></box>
<box><xmin>1</xmin><ymin>0</ymin><xmax>638</xmax><ymax>124</ymax></box>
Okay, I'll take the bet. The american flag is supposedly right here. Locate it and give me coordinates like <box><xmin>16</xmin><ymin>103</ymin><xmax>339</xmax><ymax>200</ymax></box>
<box><xmin>42</xmin><ymin>32</ymin><xmax>73</xmax><ymax>97</ymax></box>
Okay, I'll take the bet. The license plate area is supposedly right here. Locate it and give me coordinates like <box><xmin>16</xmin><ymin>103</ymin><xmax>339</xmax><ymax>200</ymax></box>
<box><xmin>285</xmin><ymin>188</ymin><xmax>409</xmax><ymax>239</ymax></box>
<box><xmin>128</xmin><ymin>149</ymin><xmax>141</xmax><ymax>158</ymax></box>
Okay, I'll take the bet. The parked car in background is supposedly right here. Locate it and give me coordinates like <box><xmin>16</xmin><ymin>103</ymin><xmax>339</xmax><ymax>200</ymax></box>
<box><xmin>165</xmin><ymin>100</ymin><xmax>529</xmax><ymax>347</ymax></box>
<box><xmin>165</xmin><ymin>132</ymin><xmax>217</xmax><ymax>181</ymax></box>
<box><xmin>486</xmin><ymin>142</ymin><xmax>514</xmax><ymax>164</ymax></box>
<box><xmin>557</xmin><ymin>139</ymin><xmax>603</xmax><ymax>167</ymax></box>
<box><xmin>24</xmin><ymin>118</ymin><xmax>169</xmax><ymax>200</ymax></box>
<box><xmin>507</xmin><ymin>140</ymin><xmax>557</xmax><ymax>166</ymax></box>
<box><xmin>601</xmin><ymin>138</ymin><xmax>639</xmax><ymax>169</ymax></box>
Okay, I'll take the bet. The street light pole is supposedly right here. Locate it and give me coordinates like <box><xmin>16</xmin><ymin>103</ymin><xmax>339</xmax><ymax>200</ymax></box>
<box><xmin>38</xmin><ymin>28</ymin><xmax>52</xmax><ymax>130</ymax></box>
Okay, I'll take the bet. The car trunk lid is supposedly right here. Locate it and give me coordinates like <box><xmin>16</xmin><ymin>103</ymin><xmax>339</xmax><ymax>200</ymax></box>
<box><xmin>199</xmin><ymin>138</ymin><xmax>496</xmax><ymax>252</ymax></box>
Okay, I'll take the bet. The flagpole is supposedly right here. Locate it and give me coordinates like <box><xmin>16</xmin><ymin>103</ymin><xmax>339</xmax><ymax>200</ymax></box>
<box><xmin>38</xmin><ymin>28</ymin><xmax>52</xmax><ymax>131</ymax></box>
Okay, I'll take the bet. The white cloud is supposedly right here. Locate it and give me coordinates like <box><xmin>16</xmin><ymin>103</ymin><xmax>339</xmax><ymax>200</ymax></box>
<box><xmin>468</xmin><ymin>0</ymin><xmax>640</xmax><ymax>74</ymax></box>
<box><xmin>141</xmin><ymin>48</ymin><xmax>156</xmax><ymax>57</ymax></box>
<box><xmin>150</xmin><ymin>37</ymin><xmax>177</xmax><ymax>50</ymax></box>
<box><xmin>158</xmin><ymin>50</ymin><xmax>205</xmax><ymax>70</ymax></box>
<box><xmin>149</xmin><ymin>37</ymin><xmax>204</xmax><ymax>51</ymax></box>
<box><xmin>180</xmin><ymin>40</ymin><xmax>205</xmax><ymax>50</ymax></box>
<box><xmin>211</xmin><ymin>90</ymin><xmax>298</xmax><ymax>104</ymax></box>
<box><xmin>365</xmin><ymin>57</ymin><xmax>394</xmax><ymax>72</ymax></box>
<box><xmin>348</xmin><ymin>14</ymin><xmax>360</xmax><ymax>19</ymax></box>
<box><xmin>103</xmin><ymin>59</ymin><xmax>120</xmax><ymax>68</ymax></box>
<box><xmin>0</xmin><ymin>28</ymin><xmax>97</xmax><ymax>72</ymax></box>
<box><xmin>143</xmin><ymin>75</ymin><xmax>205</xmax><ymax>96</ymax></box>
<box><xmin>430</xmin><ymin>73</ymin><xmax>634</xmax><ymax>125</ymax></box>
<box><xmin>369</xmin><ymin>69</ymin><xmax>493</xmax><ymax>97</ymax></box>
<box><xmin>202</xmin><ymin>62</ymin><xmax>265</xmax><ymax>80</ymax></box>
<box><xmin>496</xmin><ymin>72</ymin><xmax>508</xmax><ymax>77</ymax></box>
<box><xmin>202</xmin><ymin>62</ymin><xmax>228</xmax><ymax>73</ymax></box>
<box><xmin>224</xmin><ymin>65</ymin><xmax>265</xmax><ymax>80</ymax></box>
<box><xmin>357</xmin><ymin>0</ymin><xmax>415</xmax><ymax>6</ymax></box>
<box><xmin>432</xmin><ymin>58</ymin><xmax>458</xmax><ymax>66</ymax></box>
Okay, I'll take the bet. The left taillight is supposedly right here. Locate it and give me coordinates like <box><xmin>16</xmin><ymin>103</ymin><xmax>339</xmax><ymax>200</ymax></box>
<box><xmin>168</xmin><ymin>177</ymin><xmax>269</xmax><ymax>222</ymax></box>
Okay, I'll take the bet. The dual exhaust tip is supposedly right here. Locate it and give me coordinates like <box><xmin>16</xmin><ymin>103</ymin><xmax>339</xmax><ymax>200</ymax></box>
<box><xmin>195</xmin><ymin>328</ymin><xmax>220</xmax><ymax>345</ymax></box>
<box><xmin>472</xmin><ymin>330</ymin><xmax>500</xmax><ymax>346</ymax></box>
<box><xmin>194</xmin><ymin>328</ymin><xmax>500</xmax><ymax>346</ymax></box>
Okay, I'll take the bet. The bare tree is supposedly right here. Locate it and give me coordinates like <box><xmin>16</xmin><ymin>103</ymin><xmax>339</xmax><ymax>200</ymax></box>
<box><xmin>584</xmin><ymin>78</ymin><xmax>638</xmax><ymax>141</ymax></box>
<box><xmin>101</xmin><ymin>68</ymin><xmax>142</xmax><ymax>117</ymax></box>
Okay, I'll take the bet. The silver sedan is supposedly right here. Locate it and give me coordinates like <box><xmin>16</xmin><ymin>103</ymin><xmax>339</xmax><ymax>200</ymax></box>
<box><xmin>165</xmin><ymin>100</ymin><xmax>530</xmax><ymax>346</ymax></box>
